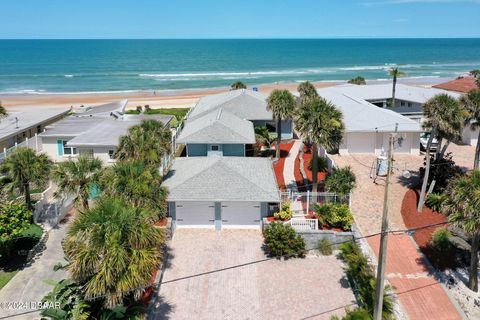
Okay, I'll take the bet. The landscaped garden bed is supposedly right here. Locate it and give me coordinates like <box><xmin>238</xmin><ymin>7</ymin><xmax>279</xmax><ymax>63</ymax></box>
<box><xmin>297</xmin><ymin>145</ymin><xmax>328</xmax><ymax>191</ymax></box>
<box><xmin>272</xmin><ymin>141</ymin><xmax>295</xmax><ymax>190</ymax></box>
<box><xmin>401</xmin><ymin>189</ymin><xmax>462</xmax><ymax>270</ymax></box>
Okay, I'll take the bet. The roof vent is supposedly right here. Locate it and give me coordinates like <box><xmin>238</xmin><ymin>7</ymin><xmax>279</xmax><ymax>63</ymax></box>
<box><xmin>216</xmin><ymin>108</ymin><xmax>223</xmax><ymax>120</ymax></box>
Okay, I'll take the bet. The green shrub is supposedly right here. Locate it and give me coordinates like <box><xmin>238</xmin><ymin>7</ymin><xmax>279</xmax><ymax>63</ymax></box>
<box><xmin>316</xmin><ymin>238</ymin><xmax>333</xmax><ymax>255</ymax></box>
<box><xmin>331</xmin><ymin>307</ymin><xmax>371</xmax><ymax>320</ymax></box>
<box><xmin>339</xmin><ymin>241</ymin><xmax>395</xmax><ymax>319</ymax></box>
<box><xmin>308</xmin><ymin>156</ymin><xmax>328</xmax><ymax>172</ymax></box>
<box><xmin>274</xmin><ymin>202</ymin><xmax>293</xmax><ymax>221</ymax></box>
<box><xmin>425</xmin><ymin>193</ymin><xmax>447</xmax><ymax>212</ymax></box>
<box><xmin>431</xmin><ymin>228</ymin><xmax>452</xmax><ymax>252</ymax></box>
<box><xmin>315</xmin><ymin>203</ymin><xmax>353</xmax><ymax>231</ymax></box>
<box><xmin>347</xmin><ymin>76</ymin><xmax>366</xmax><ymax>85</ymax></box>
<box><xmin>326</xmin><ymin>167</ymin><xmax>356</xmax><ymax>196</ymax></box>
<box><xmin>263</xmin><ymin>222</ymin><xmax>306</xmax><ymax>258</ymax></box>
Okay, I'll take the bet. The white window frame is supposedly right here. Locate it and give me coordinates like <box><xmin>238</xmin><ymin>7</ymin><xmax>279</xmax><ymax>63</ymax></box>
<box><xmin>63</xmin><ymin>141</ymin><xmax>77</xmax><ymax>156</ymax></box>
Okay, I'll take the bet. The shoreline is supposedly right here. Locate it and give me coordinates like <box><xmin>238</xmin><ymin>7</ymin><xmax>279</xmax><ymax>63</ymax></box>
<box><xmin>0</xmin><ymin>76</ymin><xmax>454</xmax><ymax>112</ymax></box>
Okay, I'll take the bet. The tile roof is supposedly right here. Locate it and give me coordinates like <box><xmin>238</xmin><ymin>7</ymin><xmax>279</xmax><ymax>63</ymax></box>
<box><xmin>163</xmin><ymin>157</ymin><xmax>281</xmax><ymax>202</ymax></box>
<box><xmin>432</xmin><ymin>77</ymin><xmax>478</xmax><ymax>93</ymax></box>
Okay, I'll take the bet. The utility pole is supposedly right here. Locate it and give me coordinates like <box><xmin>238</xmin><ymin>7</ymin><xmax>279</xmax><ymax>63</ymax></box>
<box><xmin>373</xmin><ymin>129</ymin><xmax>396</xmax><ymax>320</ymax></box>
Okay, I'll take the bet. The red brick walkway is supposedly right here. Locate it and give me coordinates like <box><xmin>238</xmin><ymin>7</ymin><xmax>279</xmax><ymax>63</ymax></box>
<box><xmin>368</xmin><ymin>234</ymin><xmax>462</xmax><ymax>320</ymax></box>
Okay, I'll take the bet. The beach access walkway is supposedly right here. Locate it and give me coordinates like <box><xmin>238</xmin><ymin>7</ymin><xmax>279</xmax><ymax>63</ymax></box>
<box><xmin>282</xmin><ymin>139</ymin><xmax>304</xmax><ymax>214</ymax></box>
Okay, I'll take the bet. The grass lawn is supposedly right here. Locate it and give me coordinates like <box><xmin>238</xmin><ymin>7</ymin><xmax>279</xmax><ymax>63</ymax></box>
<box><xmin>0</xmin><ymin>270</ymin><xmax>18</xmax><ymax>289</ymax></box>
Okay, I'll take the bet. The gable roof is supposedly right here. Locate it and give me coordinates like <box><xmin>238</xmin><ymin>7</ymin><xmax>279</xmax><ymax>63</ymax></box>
<box><xmin>317</xmin><ymin>87</ymin><xmax>422</xmax><ymax>133</ymax></box>
<box><xmin>176</xmin><ymin>108</ymin><xmax>255</xmax><ymax>144</ymax></box>
<box><xmin>432</xmin><ymin>77</ymin><xmax>478</xmax><ymax>93</ymax></box>
<box><xmin>163</xmin><ymin>157</ymin><xmax>280</xmax><ymax>202</ymax></box>
<box><xmin>189</xmin><ymin>89</ymin><xmax>272</xmax><ymax>120</ymax></box>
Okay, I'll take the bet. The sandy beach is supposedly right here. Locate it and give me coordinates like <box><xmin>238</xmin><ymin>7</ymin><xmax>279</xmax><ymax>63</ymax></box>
<box><xmin>0</xmin><ymin>81</ymin><xmax>339</xmax><ymax>112</ymax></box>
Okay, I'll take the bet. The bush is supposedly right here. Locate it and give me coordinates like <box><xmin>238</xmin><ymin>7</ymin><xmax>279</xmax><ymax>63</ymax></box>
<box><xmin>331</xmin><ymin>308</ymin><xmax>371</xmax><ymax>320</ymax></box>
<box><xmin>274</xmin><ymin>202</ymin><xmax>293</xmax><ymax>221</ymax></box>
<box><xmin>308</xmin><ymin>156</ymin><xmax>328</xmax><ymax>172</ymax></box>
<box><xmin>326</xmin><ymin>167</ymin><xmax>356</xmax><ymax>196</ymax></box>
<box><xmin>339</xmin><ymin>241</ymin><xmax>395</xmax><ymax>319</ymax></box>
<box><xmin>263</xmin><ymin>222</ymin><xmax>306</xmax><ymax>258</ymax></box>
<box><xmin>425</xmin><ymin>193</ymin><xmax>447</xmax><ymax>212</ymax></box>
<box><xmin>347</xmin><ymin>76</ymin><xmax>366</xmax><ymax>85</ymax></box>
<box><xmin>316</xmin><ymin>238</ymin><xmax>333</xmax><ymax>255</ymax></box>
<box><xmin>315</xmin><ymin>203</ymin><xmax>354</xmax><ymax>231</ymax></box>
<box><xmin>419</xmin><ymin>153</ymin><xmax>463</xmax><ymax>192</ymax></box>
<box><xmin>431</xmin><ymin>228</ymin><xmax>452</xmax><ymax>252</ymax></box>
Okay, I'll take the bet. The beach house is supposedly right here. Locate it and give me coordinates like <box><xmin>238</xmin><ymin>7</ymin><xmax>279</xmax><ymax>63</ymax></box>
<box><xmin>0</xmin><ymin>108</ymin><xmax>69</xmax><ymax>161</ymax></box>
<box><xmin>177</xmin><ymin>89</ymin><xmax>293</xmax><ymax>157</ymax></box>
<box><xmin>316</xmin><ymin>86</ymin><xmax>423</xmax><ymax>155</ymax></box>
<box><xmin>39</xmin><ymin>100</ymin><xmax>173</xmax><ymax>164</ymax></box>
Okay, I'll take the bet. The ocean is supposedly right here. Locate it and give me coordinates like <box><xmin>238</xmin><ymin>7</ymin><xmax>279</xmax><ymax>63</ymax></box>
<box><xmin>0</xmin><ymin>39</ymin><xmax>479</xmax><ymax>94</ymax></box>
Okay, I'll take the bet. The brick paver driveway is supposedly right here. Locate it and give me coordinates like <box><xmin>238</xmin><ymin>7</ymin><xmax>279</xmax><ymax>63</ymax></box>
<box><xmin>150</xmin><ymin>229</ymin><xmax>356</xmax><ymax>320</ymax></box>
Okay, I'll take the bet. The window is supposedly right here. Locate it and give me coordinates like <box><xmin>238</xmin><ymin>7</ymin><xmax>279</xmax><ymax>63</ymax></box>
<box><xmin>36</xmin><ymin>125</ymin><xmax>42</xmax><ymax>134</ymax></box>
<box><xmin>211</xmin><ymin>145</ymin><xmax>219</xmax><ymax>151</ymax></box>
<box><xmin>63</xmin><ymin>141</ymin><xmax>77</xmax><ymax>155</ymax></box>
<box><xmin>400</xmin><ymin>101</ymin><xmax>406</xmax><ymax>107</ymax></box>
<box><xmin>408</xmin><ymin>102</ymin><xmax>412</xmax><ymax>107</ymax></box>
<box><xmin>108</xmin><ymin>150</ymin><xmax>115</xmax><ymax>159</ymax></box>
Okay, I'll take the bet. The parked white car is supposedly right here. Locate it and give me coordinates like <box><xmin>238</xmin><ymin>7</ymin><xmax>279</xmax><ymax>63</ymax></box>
<box><xmin>420</xmin><ymin>132</ymin><xmax>438</xmax><ymax>151</ymax></box>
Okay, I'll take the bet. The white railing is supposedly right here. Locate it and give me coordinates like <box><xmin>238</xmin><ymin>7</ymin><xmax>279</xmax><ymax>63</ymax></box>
<box><xmin>284</xmin><ymin>218</ymin><xmax>318</xmax><ymax>231</ymax></box>
<box><xmin>0</xmin><ymin>134</ymin><xmax>41</xmax><ymax>162</ymax></box>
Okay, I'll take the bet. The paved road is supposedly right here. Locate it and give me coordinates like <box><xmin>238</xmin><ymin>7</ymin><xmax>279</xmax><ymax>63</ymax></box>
<box><xmin>0</xmin><ymin>220</ymin><xmax>70</xmax><ymax>319</ymax></box>
<box><xmin>149</xmin><ymin>229</ymin><xmax>356</xmax><ymax>320</ymax></box>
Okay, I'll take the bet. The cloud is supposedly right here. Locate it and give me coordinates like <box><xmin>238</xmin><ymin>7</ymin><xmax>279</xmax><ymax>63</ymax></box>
<box><xmin>363</xmin><ymin>0</ymin><xmax>480</xmax><ymax>5</ymax></box>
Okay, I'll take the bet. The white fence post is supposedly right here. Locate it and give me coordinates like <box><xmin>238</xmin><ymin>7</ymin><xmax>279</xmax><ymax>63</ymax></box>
<box><xmin>35</xmin><ymin>133</ymin><xmax>38</xmax><ymax>151</ymax></box>
<box><xmin>306</xmin><ymin>190</ymin><xmax>310</xmax><ymax>214</ymax></box>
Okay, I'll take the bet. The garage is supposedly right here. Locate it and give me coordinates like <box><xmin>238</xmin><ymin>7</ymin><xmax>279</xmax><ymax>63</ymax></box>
<box><xmin>175</xmin><ymin>201</ymin><xmax>215</xmax><ymax>227</ymax></box>
<box><xmin>221</xmin><ymin>201</ymin><xmax>261</xmax><ymax>228</ymax></box>
<box><xmin>346</xmin><ymin>132</ymin><xmax>375</xmax><ymax>154</ymax></box>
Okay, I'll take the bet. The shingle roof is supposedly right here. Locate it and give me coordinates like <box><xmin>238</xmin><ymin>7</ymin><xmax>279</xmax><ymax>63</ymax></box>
<box><xmin>176</xmin><ymin>108</ymin><xmax>255</xmax><ymax>144</ymax></box>
<box><xmin>432</xmin><ymin>77</ymin><xmax>478</xmax><ymax>93</ymax></box>
<box><xmin>75</xmin><ymin>100</ymin><xmax>128</xmax><ymax>117</ymax></box>
<box><xmin>189</xmin><ymin>89</ymin><xmax>272</xmax><ymax>120</ymax></box>
<box><xmin>163</xmin><ymin>157</ymin><xmax>281</xmax><ymax>202</ymax></box>
<box><xmin>0</xmin><ymin>108</ymin><xmax>70</xmax><ymax>141</ymax></box>
<box><xmin>316</xmin><ymin>87</ymin><xmax>422</xmax><ymax>133</ymax></box>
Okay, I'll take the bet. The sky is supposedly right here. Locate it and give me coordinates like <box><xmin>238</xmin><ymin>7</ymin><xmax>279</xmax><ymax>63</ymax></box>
<box><xmin>1</xmin><ymin>0</ymin><xmax>479</xmax><ymax>39</ymax></box>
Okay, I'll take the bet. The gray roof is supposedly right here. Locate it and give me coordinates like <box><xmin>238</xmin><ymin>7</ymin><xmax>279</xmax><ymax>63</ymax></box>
<box><xmin>0</xmin><ymin>108</ymin><xmax>70</xmax><ymax>141</ymax></box>
<box><xmin>316</xmin><ymin>87</ymin><xmax>422</xmax><ymax>133</ymax></box>
<box><xmin>189</xmin><ymin>89</ymin><xmax>272</xmax><ymax>121</ymax></box>
<box><xmin>163</xmin><ymin>157</ymin><xmax>281</xmax><ymax>202</ymax></box>
<box><xmin>41</xmin><ymin>114</ymin><xmax>172</xmax><ymax>147</ymax></box>
<box><xmin>177</xmin><ymin>108</ymin><xmax>255</xmax><ymax>144</ymax></box>
<box><xmin>75</xmin><ymin>100</ymin><xmax>128</xmax><ymax>117</ymax></box>
<box><xmin>327</xmin><ymin>84</ymin><xmax>460</xmax><ymax>103</ymax></box>
<box><xmin>66</xmin><ymin>115</ymin><xmax>173</xmax><ymax>147</ymax></box>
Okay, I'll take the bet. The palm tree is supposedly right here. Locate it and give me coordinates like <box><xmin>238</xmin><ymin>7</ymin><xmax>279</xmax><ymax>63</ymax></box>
<box><xmin>64</xmin><ymin>197</ymin><xmax>164</xmax><ymax>308</ymax></box>
<box><xmin>266</xmin><ymin>90</ymin><xmax>296</xmax><ymax>159</ymax></box>
<box><xmin>389</xmin><ymin>67</ymin><xmax>406</xmax><ymax>108</ymax></box>
<box><xmin>230</xmin><ymin>81</ymin><xmax>246</xmax><ymax>90</ymax></box>
<box><xmin>115</xmin><ymin>119</ymin><xmax>171</xmax><ymax>167</ymax></box>
<box><xmin>417</xmin><ymin>94</ymin><xmax>467</xmax><ymax>212</ymax></box>
<box><xmin>100</xmin><ymin>160</ymin><xmax>168</xmax><ymax>219</ymax></box>
<box><xmin>297</xmin><ymin>81</ymin><xmax>318</xmax><ymax>106</ymax></box>
<box><xmin>1</xmin><ymin>147</ymin><xmax>52</xmax><ymax>210</ymax></box>
<box><xmin>295</xmin><ymin>97</ymin><xmax>344</xmax><ymax>193</ymax></box>
<box><xmin>460</xmin><ymin>89</ymin><xmax>480</xmax><ymax>168</ymax></box>
<box><xmin>52</xmin><ymin>155</ymin><xmax>103</xmax><ymax>210</ymax></box>
<box><xmin>442</xmin><ymin>170</ymin><xmax>480</xmax><ymax>292</ymax></box>
<box><xmin>254</xmin><ymin>126</ymin><xmax>275</xmax><ymax>149</ymax></box>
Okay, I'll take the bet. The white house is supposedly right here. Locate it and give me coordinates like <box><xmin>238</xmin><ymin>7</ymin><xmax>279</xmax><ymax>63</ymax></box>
<box><xmin>316</xmin><ymin>86</ymin><xmax>423</xmax><ymax>155</ymax></box>
<box><xmin>39</xmin><ymin>101</ymin><xmax>173</xmax><ymax>164</ymax></box>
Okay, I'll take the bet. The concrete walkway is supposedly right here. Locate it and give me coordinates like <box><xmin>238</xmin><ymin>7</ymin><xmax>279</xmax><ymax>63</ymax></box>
<box><xmin>282</xmin><ymin>140</ymin><xmax>303</xmax><ymax>214</ymax></box>
<box><xmin>0</xmin><ymin>220</ymin><xmax>70</xmax><ymax>319</ymax></box>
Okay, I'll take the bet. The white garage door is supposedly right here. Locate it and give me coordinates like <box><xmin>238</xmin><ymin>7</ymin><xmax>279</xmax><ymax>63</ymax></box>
<box><xmin>347</xmin><ymin>133</ymin><xmax>375</xmax><ymax>153</ymax></box>
<box><xmin>221</xmin><ymin>202</ymin><xmax>261</xmax><ymax>228</ymax></box>
<box><xmin>176</xmin><ymin>201</ymin><xmax>215</xmax><ymax>227</ymax></box>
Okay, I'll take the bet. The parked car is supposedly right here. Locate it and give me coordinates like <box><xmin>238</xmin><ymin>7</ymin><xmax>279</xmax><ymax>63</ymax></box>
<box><xmin>420</xmin><ymin>132</ymin><xmax>438</xmax><ymax>151</ymax></box>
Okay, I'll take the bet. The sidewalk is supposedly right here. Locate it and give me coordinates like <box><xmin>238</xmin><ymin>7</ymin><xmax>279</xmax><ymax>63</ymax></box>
<box><xmin>282</xmin><ymin>140</ymin><xmax>303</xmax><ymax>213</ymax></box>
<box><xmin>0</xmin><ymin>219</ymin><xmax>70</xmax><ymax>319</ymax></box>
